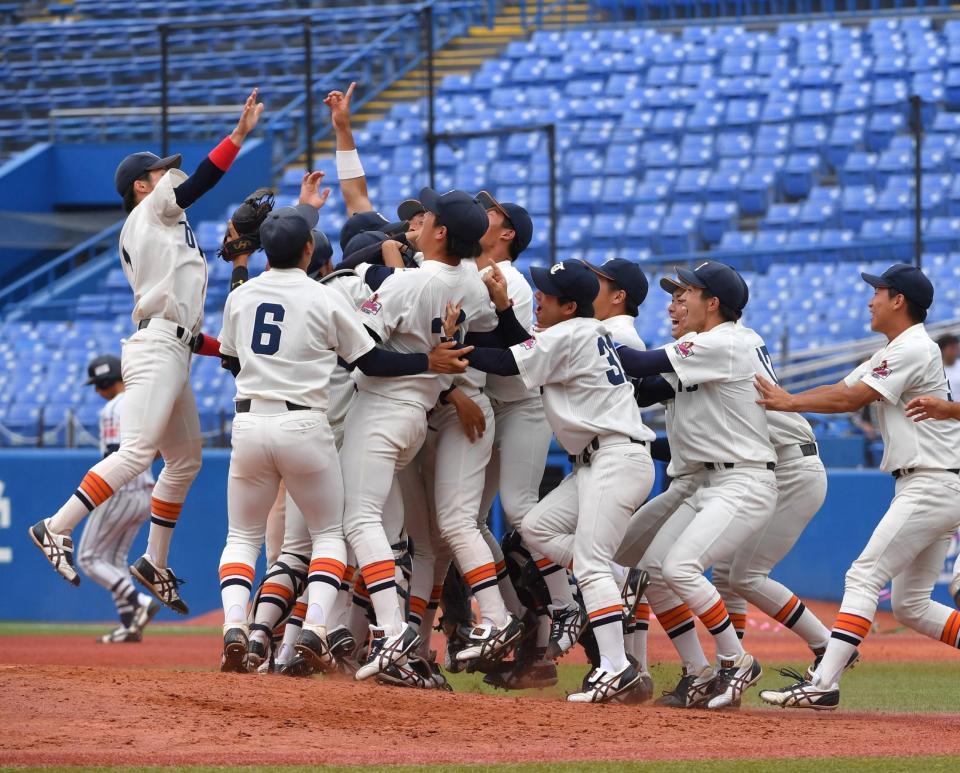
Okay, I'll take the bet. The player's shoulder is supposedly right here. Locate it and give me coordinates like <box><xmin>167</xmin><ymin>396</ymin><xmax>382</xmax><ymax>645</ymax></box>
<box><xmin>734</xmin><ymin>322</ymin><xmax>764</xmax><ymax>347</ymax></box>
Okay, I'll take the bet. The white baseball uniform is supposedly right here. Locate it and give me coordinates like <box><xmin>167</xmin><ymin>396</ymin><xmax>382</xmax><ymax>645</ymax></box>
<box><xmin>814</xmin><ymin>323</ymin><xmax>960</xmax><ymax>687</ymax></box>
<box><xmin>517</xmin><ymin>316</ymin><xmax>655</xmax><ymax>669</ymax></box>
<box><xmin>76</xmin><ymin>393</ymin><xmax>154</xmax><ymax>621</ymax></box>
<box><xmin>340</xmin><ymin>258</ymin><xmax>496</xmax><ymax>634</ymax></box>
<box><xmin>655</xmin><ymin>321</ymin><xmax>778</xmax><ymax>656</ymax></box>
<box><xmin>49</xmin><ymin>168</ymin><xmax>205</xmax><ymax>566</ymax></box>
<box><xmin>712</xmin><ymin>323</ymin><xmax>831</xmax><ymax>650</ymax></box>
<box><xmin>217</xmin><ymin>266</ymin><xmax>373</xmax><ymax>630</ymax></box>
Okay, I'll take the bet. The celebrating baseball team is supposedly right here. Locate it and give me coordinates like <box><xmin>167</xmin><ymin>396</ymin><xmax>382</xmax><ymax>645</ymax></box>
<box><xmin>27</xmin><ymin>85</ymin><xmax>960</xmax><ymax>710</ymax></box>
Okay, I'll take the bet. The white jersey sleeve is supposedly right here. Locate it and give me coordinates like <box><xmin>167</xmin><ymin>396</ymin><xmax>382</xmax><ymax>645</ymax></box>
<box><xmin>325</xmin><ymin>286</ymin><xmax>376</xmax><ymax>364</ymax></box>
<box><xmin>142</xmin><ymin>169</ymin><xmax>186</xmax><ymax>226</ymax></box>
<box><xmin>851</xmin><ymin>332</ymin><xmax>924</xmax><ymax>405</ymax></box>
<box><xmin>604</xmin><ymin>314</ymin><xmax>646</xmax><ymax>350</ymax></box>
<box><xmin>510</xmin><ymin>326</ymin><xmax>568</xmax><ymax>391</ymax></box>
<box><xmin>665</xmin><ymin>325</ymin><xmax>740</xmax><ymax>385</ymax></box>
<box><xmin>356</xmin><ymin>269</ymin><xmax>424</xmax><ymax>344</ymax></box>
<box><xmin>218</xmin><ymin>292</ymin><xmax>239</xmax><ymax>358</ymax></box>
<box><xmin>483</xmin><ymin>262</ymin><xmax>539</xmax><ymax>403</ymax></box>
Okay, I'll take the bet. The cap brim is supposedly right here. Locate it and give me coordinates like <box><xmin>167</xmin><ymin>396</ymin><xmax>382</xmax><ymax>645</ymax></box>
<box><xmin>147</xmin><ymin>153</ymin><xmax>182</xmax><ymax>171</ymax></box>
<box><xmin>397</xmin><ymin>199</ymin><xmax>424</xmax><ymax>221</ymax></box>
<box><xmin>475</xmin><ymin>190</ymin><xmax>510</xmax><ymax>221</ymax></box>
<box><xmin>419</xmin><ymin>187</ymin><xmax>442</xmax><ymax>215</ymax></box>
<box><xmin>380</xmin><ymin>220</ymin><xmax>409</xmax><ymax>236</ymax></box>
<box><xmin>530</xmin><ymin>265</ymin><xmax>564</xmax><ymax>297</ymax></box>
<box><xmin>659</xmin><ymin>276</ymin><xmax>688</xmax><ymax>294</ymax></box>
<box><xmin>676</xmin><ymin>267</ymin><xmax>707</xmax><ymax>289</ymax></box>
<box><xmin>293</xmin><ymin>203</ymin><xmax>319</xmax><ymax>230</ymax></box>
<box><xmin>585</xmin><ymin>262</ymin><xmax>616</xmax><ymax>283</ymax></box>
<box><xmin>861</xmin><ymin>272</ymin><xmax>887</xmax><ymax>289</ymax></box>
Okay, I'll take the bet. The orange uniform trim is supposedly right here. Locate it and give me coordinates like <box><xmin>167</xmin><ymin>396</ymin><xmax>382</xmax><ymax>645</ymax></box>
<box><xmin>219</xmin><ymin>562</ymin><xmax>255</xmax><ymax>581</ymax></box>
<box><xmin>409</xmin><ymin>596</ymin><xmax>428</xmax><ymax>617</ymax></box>
<box><xmin>429</xmin><ymin>584</ymin><xmax>443</xmax><ymax>602</ymax></box>
<box><xmin>292</xmin><ymin>602</ymin><xmax>307</xmax><ymax>619</ymax></box>
<box><xmin>634</xmin><ymin>603</ymin><xmax>651</xmax><ymax>623</ymax></box>
<box><xmin>698</xmin><ymin>599</ymin><xmax>729</xmax><ymax>629</ymax></box>
<box><xmin>463</xmin><ymin>563</ymin><xmax>497</xmax><ymax>586</ymax></box>
<box><xmin>833</xmin><ymin>612</ymin><xmax>871</xmax><ymax>638</ymax></box>
<box><xmin>940</xmin><ymin>611</ymin><xmax>960</xmax><ymax>646</ymax></box>
<box><xmin>261</xmin><ymin>582</ymin><xmax>293</xmax><ymax>601</ymax></box>
<box><xmin>656</xmin><ymin>603</ymin><xmax>695</xmax><ymax>630</ymax></box>
<box><xmin>774</xmin><ymin>595</ymin><xmax>800</xmax><ymax>623</ymax></box>
<box><xmin>588</xmin><ymin>604</ymin><xmax>622</xmax><ymax>620</ymax></box>
<box><xmin>309</xmin><ymin>558</ymin><xmax>346</xmax><ymax>576</ymax></box>
<box><xmin>729</xmin><ymin>612</ymin><xmax>747</xmax><ymax>631</ymax></box>
<box><xmin>361</xmin><ymin>560</ymin><xmax>395</xmax><ymax>585</ymax></box>
<box><xmin>151</xmin><ymin>497</ymin><xmax>183</xmax><ymax>520</ymax></box>
<box><xmin>80</xmin><ymin>472</ymin><xmax>114</xmax><ymax>506</ymax></box>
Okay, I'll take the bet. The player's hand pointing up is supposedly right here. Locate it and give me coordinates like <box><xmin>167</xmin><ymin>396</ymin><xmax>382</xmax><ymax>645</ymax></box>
<box><xmin>299</xmin><ymin>171</ymin><xmax>332</xmax><ymax>210</ymax></box>
<box><xmin>231</xmin><ymin>88</ymin><xmax>265</xmax><ymax>144</ymax></box>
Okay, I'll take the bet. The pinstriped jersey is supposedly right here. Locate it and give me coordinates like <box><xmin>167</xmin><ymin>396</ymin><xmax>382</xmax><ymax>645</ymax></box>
<box><xmin>510</xmin><ymin>316</ymin><xmax>655</xmax><ymax>455</ymax></box>
<box><xmin>735</xmin><ymin>323</ymin><xmax>816</xmax><ymax>449</ymax></box>
<box><xmin>119</xmin><ymin>169</ymin><xmax>208</xmax><ymax>336</ymax></box>
<box><xmin>484</xmin><ymin>261</ymin><xmax>539</xmax><ymax>403</ymax></box>
<box><xmin>100</xmin><ymin>394</ymin><xmax>154</xmax><ymax>490</ymax></box>
<box><xmin>663</xmin><ymin>321</ymin><xmax>776</xmax><ymax>465</ymax></box>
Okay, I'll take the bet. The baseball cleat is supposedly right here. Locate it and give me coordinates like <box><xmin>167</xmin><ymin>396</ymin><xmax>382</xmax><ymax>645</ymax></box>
<box><xmin>292</xmin><ymin>624</ymin><xmax>335</xmax><ymax>675</ymax></box>
<box><xmin>443</xmin><ymin>628</ymin><xmax>469</xmax><ymax>673</ymax></box>
<box><xmin>456</xmin><ymin>615</ymin><xmax>524</xmax><ymax>664</ymax></box>
<box><xmin>617</xmin><ymin>670</ymin><xmax>654</xmax><ymax>704</ymax></box>
<box><xmin>98</xmin><ymin>625</ymin><xmax>142</xmax><ymax>643</ymax></box>
<box><xmin>568</xmin><ymin>662</ymin><xmax>641</xmax><ymax>704</ymax></box>
<box><xmin>355</xmin><ymin>623</ymin><xmax>420</xmax><ymax>681</ymax></box>
<box><xmin>759</xmin><ymin>668</ymin><xmax>840</xmax><ymax>710</ymax></box>
<box><xmin>620</xmin><ymin>568</ymin><xmax>649</xmax><ymax>622</ymax></box>
<box><xmin>130</xmin><ymin>555</ymin><xmax>189</xmax><ymax>615</ymax></box>
<box><xmin>546</xmin><ymin>602</ymin><xmax>586</xmax><ymax>660</ymax></box>
<box><xmin>29</xmin><ymin>519</ymin><xmax>79</xmax><ymax>586</ymax></box>
<box><xmin>375</xmin><ymin>653</ymin><xmax>453</xmax><ymax>691</ymax></box>
<box><xmin>706</xmin><ymin>652</ymin><xmax>762</xmax><ymax>709</ymax></box>
<box><xmin>220</xmin><ymin>626</ymin><xmax>249</xmax><ymax>673</ymax></box>
<box><xmin>246</xmin><ymin>637</ymin><xmax>270</xmax><ymax>674</ymax></box>
<box><xmin>949</xmin><ymin>573</ymin><xmax>960</xmax><ymax>610</ymax></box>
<box><xmin>806</xmin><ymin>648</ymin><xmax>860</xmax><ymax>682</ymax></box>
<box><xmin>654</xmin><ymin>665</ymin><xmax>718</xmax><ymax>708</ymax></box>
<box><xmin>131</xmin><ymin>598</ymin><xmax>162</xmax><ymax>635</ymax></box>
<box><xmin>327</xmin><ymin>625</ymin><xmax>358</xmax><ymax>662</ymax></box>
<box><xmin>484</xmin><ymin>659</ymin><xmax>559</xmax><ymax>691</ymax></box>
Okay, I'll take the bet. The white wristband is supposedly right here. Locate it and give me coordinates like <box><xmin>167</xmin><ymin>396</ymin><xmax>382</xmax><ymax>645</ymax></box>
<box><xmin>336</xmin><ymin>149</ymin><xmax>365</xmax><ymax>180</ymax></box>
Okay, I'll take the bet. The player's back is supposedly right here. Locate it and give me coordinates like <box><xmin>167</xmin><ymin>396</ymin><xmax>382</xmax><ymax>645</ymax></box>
<box><xmin>219</xmin><ymin>267</ymin><xmax>373</xmax><ymax>411</ymax></box>
<box><xmin>119</xmin><ymin>168</ymin><xmax>207</xmax><ymax>334</ymax></box>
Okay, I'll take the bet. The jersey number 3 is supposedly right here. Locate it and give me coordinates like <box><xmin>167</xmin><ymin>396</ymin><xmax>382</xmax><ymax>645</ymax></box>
<box><xmin>251</xmin><ymin>303</ymin><xmax>285</xmax><ymax>355</ymax></box>
<box><xmin>597</xmin><ymin>335</ymin><xmax>626</xmax><ymax>386</ymax></box>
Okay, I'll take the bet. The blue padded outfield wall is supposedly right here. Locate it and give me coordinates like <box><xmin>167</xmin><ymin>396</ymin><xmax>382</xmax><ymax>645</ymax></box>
<box><xmin>0</xmin><ymin>449</ymin><xmax>956</xmax><ymax>622</ymax></box>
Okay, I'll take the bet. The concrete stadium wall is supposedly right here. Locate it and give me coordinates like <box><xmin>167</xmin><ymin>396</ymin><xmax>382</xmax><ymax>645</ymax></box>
<box><xmin>0</xmin><ymin>449</ymin><xmax>956</xmax><ymax>623</ymax></box>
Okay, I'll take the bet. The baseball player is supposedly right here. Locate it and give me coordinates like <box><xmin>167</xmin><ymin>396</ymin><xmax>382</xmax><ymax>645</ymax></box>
<box><xmin>614</xmin><ymin>261</ymin><xmax>778</xmax><ymax>709</ymax></box>
<box><xmin>30</xmin><ymin>89</ymin><xmax>265</xmax><ymax>614</ymax></box>
<box><xmin>464</xmin><ymin>259</ymin><xmax>656</xmax><ymax>703</ymax></box>
<box><xmin>758</xmin><ymin>264</ymin><xmax>960</xmax><ymax>710</ymax></box>
<box><xmin>75</xmin><ymin>354</ymin><xmax>160</xmax><ymax>643</ymax></box>
<box><xmin>904</xmin><ymin>395</ymin><xmax>960</xmax><ymax>610</ymax></box>
<box><xmin>216</xmin><ymin>193</ymin><xmax>468</xmax><ymax>672</ymax></box>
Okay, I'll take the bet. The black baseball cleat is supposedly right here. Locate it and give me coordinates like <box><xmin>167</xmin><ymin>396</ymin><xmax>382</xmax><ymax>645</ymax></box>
<box><xmin>617</xmin><ymin>670</ymin><xmax>654</xmax><ymax>704</ymax></box>
<box><xmin>456</xmin><ymin>615</ymin><xmax>524</xmax><ymax>665</ymax></box>
<box><xmin>568</xmin><ymin>662</ymin><xmax>641</xmax><ymax>703</ymax></box>
<box><xmin>484</xmin><ymin>659</ymin><xmax>559</xmax><ymax>691</ymax></box>
<box><xmin>760</xmin><ymin>668</ymin><xmax>840</xmax><ymax>710</ymax></box>
<box><xmin>546</xmin><ymin>603</ymin><xmax>586</xmax><ymax>660</ymax></box>
<box><xmin>355</xmin><ymin>624</ymin><xmax>420</xmax><ymax>681</ymax></box>
<box><xmin>131</xmin><ymin>598</ymin><xmax>162</xmax><ymax>636</ymax></box>
<box><xmin>293</xmin><ymin>625</ymin><xmax>335</xmax><ymax>675</ymax></box>
<box><xmin>220</xmin><ymin>627</ymin><xmax>249</xmax><ymax>673</ymax></box>
<box><xmin>706</xmin><ymin>653</ymin><xmax>762</xmax><ymax>710</ymax></box>
<box><xmin>327</xmin><ymin>626</ymin><xmax>358</xmax><ymax>662</ymax></box>
<box><xmin>375</xmin><ymin>653</ymin><xmax>452</xmax><ymax>691</ymax></box>
<box><xmin>654</xmin><ymin>666</ymin><xmax>718</xmax><ymax>708</ymax></box>
<box><xmin>130</xmin><ymin>555</ymin><xmax>189</xmax><ymax>615</ymax></box>
<box><xmin>98</xmin><ymin>625</ymin><xmax>142</xmax><ymax>643</ymax></box>
<box><xmin>620</xmin><ymin>568</ymin><xmax>649</xmax><ymax>622</ymax></box>
<box><xmin>29</xmin><ymin>519</ymin><xmax>79</xmax><ymax>586</ymax></box>
<box><xmin>246</xmin><ymin>637</ymin><xmax>270</xmax><ymax>673</ymax></box>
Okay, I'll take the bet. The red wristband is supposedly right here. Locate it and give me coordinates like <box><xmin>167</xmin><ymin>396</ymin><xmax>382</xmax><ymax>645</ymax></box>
<box><xmin>195</xmin><ymin>333</ymin><xmax>221</xmax><ymax>357</ymax></box>
<box><xmin>208</xmin><ymin>135</ymin><xmax>240</xmax><ymax>172</ymax></box>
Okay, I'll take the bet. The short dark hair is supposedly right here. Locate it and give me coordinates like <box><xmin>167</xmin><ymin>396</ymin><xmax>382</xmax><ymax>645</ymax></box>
<box><xmin>121</xmin><ymin>172</ymin><xmax>151</xmax><ymax>214</ymax></box>
<box><xmin>558</xmin><ymin>296</ymin><xmax>595</xmax><ymax>319</ymax></box>
<box><xmin>268</xmin><ymin>235</ymin><xmax>313</xmax><ymax>270</ymax></box>
<box><xmin>937</xmin><ymin>334</ymin><xmax>959</xmax><ymax>349</ymax></box>
<box><xmin>609</xmin><ymin>281</ymin><xmax>638</xmax><ymax>317</ymax></box>
<box><xmin>699</xmin><ymin>288</ymin><xmax>741</xmax><ymax>322</ymax></box>
<box><xmin>886</xmin><ymin>288</ymin><xmax>927</xmax><ymax>324</ymax></box>
<box><xmin>444</xmin><ymin>230</ymin><xmax>481</xmax><ymax>261</ymax></box>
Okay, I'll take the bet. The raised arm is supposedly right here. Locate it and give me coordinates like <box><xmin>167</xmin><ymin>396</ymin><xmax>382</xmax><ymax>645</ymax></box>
<box><xmin>324</xmin><ymin>82</ymin><xmax>373</xmax><ymax>216</ymax></box>
<box><xmin>174</xmin><ymin>88</ymin><xmax>264</xmax><ymax>210</ymax></box>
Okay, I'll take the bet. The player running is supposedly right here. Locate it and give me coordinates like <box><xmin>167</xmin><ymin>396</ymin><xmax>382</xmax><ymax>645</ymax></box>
<box><xmin>757</xmin><ymin>263</ymin><xmax>960</xmax><ymax>710</ymax></box>
<box><xmin>29</xmin><ymin>89</ymin><xmax>264</xmax><ymax>614</ymax></box>
<box><xmin>75</xmin><ymin>354</ymin><xmax>160</xmax><ymax>643</ymax></box>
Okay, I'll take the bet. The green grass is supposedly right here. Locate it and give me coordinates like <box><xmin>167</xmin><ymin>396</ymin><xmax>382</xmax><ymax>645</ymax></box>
<box><xmin>3</xmin><ymin>759</ymin><xmax>959</xmax><ymax>772</ymax></box>
<box><xmin>0</xmin><ymin>622</ymin><xmax>220</xmax><ymax>636</ymax></box>
<box><xmin>445</xmin><ymin>660</ymin><xmax>960</xmax><ymax>713</ymax></box>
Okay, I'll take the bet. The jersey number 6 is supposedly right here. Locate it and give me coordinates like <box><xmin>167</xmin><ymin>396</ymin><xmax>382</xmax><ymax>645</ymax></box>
<box><xmin>251</xmin><ymin>303</ymin><xmax>285</xmax><ymax>355</ymax></box>
<box><xmin>597</xmin><ymin>335</ymin><xmax>626</xmax><ymax>386</ymax></box>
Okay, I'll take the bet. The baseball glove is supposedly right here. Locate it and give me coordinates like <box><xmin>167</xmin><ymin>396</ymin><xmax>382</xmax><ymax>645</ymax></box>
<box><xmin>218</xmin><ymin>187</ymin><xmax>275</xmax><ymax>261</ymax></box>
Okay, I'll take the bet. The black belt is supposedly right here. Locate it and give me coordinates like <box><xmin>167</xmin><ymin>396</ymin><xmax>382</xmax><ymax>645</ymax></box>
<box><xmin>892</xmin><ymin>467</ymin><xmax>960</xmax><ymax>480</ymax></box>
<box><xmin>568</xmin><ymin>436</ymin><xmax>646</xmax><ymax>467</ymax></box>
<box><xmin>138</xmin><ymin>318</ymin><xmax>197</xmax><ymax>349</ymax></box>
<box><xmin>235</xmin><ymin>399</ymin><xmax>311</xmax><ymax>413</ymax></box>
<box><xmin>705</xmin><ymin>462</ymin><xmax>777</xmax><ymax>471</ymax></box>
<box><xmin>799</xmin><ymin>442</ymin><xmax>818</xmax><ymax>457</ymax></box>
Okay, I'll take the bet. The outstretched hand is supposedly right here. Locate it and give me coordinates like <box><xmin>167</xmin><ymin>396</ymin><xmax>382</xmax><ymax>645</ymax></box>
<box><xmin>232</xmin><ymin>88</ymin><xmax>265</xmax><ymax>142</ymax></box>
<box><xmin>905</xmin><ymin>395</ymin><xmax>960</xmax><ymax>422</ymax></box>
<box><xmin>428</xmin><ymin>340</ymin><xmax>472</xmax><ymax>375</ymax></box>
<box><xmin>324</xmin><ymin>82</ymin><xmax>356</xmax><ymax>131</ymax></box>
<box><xmin>299</xmin><ymin>171</ymin><xmax>332</xmax><ymax>209</ymax></box>
<box><xmin>755</xmin><ymin>375</ymin><xmax>794</xmax><ymax>411</ymax></box>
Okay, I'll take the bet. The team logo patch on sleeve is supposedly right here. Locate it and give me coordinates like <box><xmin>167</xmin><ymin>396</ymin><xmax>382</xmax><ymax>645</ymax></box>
<box><xmin>360</xmin><ymin>294</ymin><xmax>382</xmax><ymax>316</ymax></box>
<box><xmin>674</xmin><ymin>341</ymin><xmax>695</xmax><ymax>358</ymax></box>
<box><xmin>519</xmin><ymin>338</ymin><xmax>536</xmax><ymax>350</ymax></box>
<box><xmin>871</xmin><ymin>359</ymin><xmax>891</xmax><ymax>379</ymax></box>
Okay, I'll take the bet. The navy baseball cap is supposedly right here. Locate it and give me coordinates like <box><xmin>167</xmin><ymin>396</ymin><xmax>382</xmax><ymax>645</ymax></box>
<box><xmin>343</xmin><ymin>229</ymin><xmax>388</xmax><ymax>262</ymax></box>
<box><xmin>114</xmin><ymin>151</ymin><xmax>182</xmax><ymax>196</ymax></box>
<box><xmin>306</xmin><ymin>229</ymin><xmax>334</xmax><ymax>278</ymax></box>
<box><xmin>420</xmin><ymin>187</ymin><xmax>489</xmax><ymax>243</ymax></box>
<box><xmin>672</xmin><ymin>260</ymin><xmax>749</xmax><ymax>313</ymax></box>
<box><xmin>397</xmin><ymin>199</ymin><xmax>425</xmax><ymax>222</ymax></box>
<box><xmin>86</xmin><ymin>354</ymin><xmax>122</xmax><ymax>386</ymax></box>
<box><xmin>260</xmin><ymin>204</ymin><xmax>319</xmax><ymax>265</ymax></box>
<box><xmin>530</xmin><ymin>260</ymin><xmax>600</xmax><ymax>308</ymax></box>
<box><xmin>862</xmin><ymin>263</ymin><xmax>934</xmax><ymax>310</ymax></box>
<box><xmin>475</xmin><ymin>190</ymin><xmax>534</xmax><ymax>256</ymax></box>
<box><xmin>588</xmin><ymin>258</ymin><xmax>649</xmax><ymax>309</ymax></box>
<box><xmin>339</xmin><ymin>210</ymin><xmax>390</xmax><ymax>251</ymax></box>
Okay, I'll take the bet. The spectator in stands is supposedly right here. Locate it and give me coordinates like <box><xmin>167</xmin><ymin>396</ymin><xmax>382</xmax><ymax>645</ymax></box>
<box><xmin>938</xmin><ymin>334</ymin><xmax>960</xmax><ymax>394</ymax></box>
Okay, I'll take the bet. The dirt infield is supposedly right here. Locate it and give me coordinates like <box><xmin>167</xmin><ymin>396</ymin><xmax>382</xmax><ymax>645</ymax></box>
<box><xmin>3</xmin><ymin>601</ymin><xmax>960</xmax><ymax>767</ymax></box>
